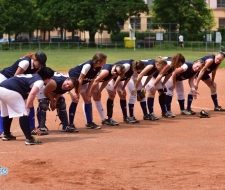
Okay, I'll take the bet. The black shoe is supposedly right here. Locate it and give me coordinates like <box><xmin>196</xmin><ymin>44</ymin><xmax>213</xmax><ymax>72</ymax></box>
<box><xmin>186</xmin><ymin>108</ymin><xmax>196</xmax><ymax>115</ymax></box>
<box><xmin>31</xmin><ymin>128</ymin><xmax>48</xmax><ymax>135</ymax></box>
<box><xmin>37</xmin><ymin>126</ymin><xmax>49</xmax><ymax>131</ymax></box>
<box><xmin>124</xmin><ymin>117</ymin><xmax>136</xmax><ymax>123</ymax></box>
<box><xmin>214</xmin><ymin>106</ymin><xmax>225</xmax><ymax>111</ymax></box>
<box><xmin>162</xmin><ymin>112</ymin><xmax>172</xmax><ymax>118</ymax></box>
<box><xmin>143</xmin><ymin>114</ymin><xmax>150</xmax><ymax>120</ymax></box>
<box><xmin>2</xmin><ymin>133</ymin><xmax>16</xmax><ymax>141</ymax></box>
<box><xmin>131</xmin><ymin>116</ymin><xmax>140</xmax><ymax>123</ymax></box>
<box><xmin>86</xmin><ymin>122</ymin><xmax>101</xmax><ymax>129</ymax></box>
<box><xmin>62</xmin><ymin>125</ymin><xmax>76</xmax><ymax>132</ymax></box>
<box><xmin>149</xmin><ymin>113</ymin><xmax>159</xmax><ymax>120</ymax></box>
<box><xmin>102</xmin><ymin>118</ymin><xmax>119</xmax><ymax>126</ymax></box>
<box><xmin>25</xmin><ymin>136</ymin><xmax>42</xmax><ymax>145</ymax></box>
<box><xmin>70</xmin><ymin>124</ymin><xmax>79</xmax><ymax>132</ymax></box>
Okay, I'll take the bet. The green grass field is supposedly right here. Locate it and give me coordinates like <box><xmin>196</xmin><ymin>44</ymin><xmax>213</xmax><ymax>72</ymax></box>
<box><xmin>0</xmin><ymin>49</ymin><xmax>224</xmax><ymax>71</ymax></box>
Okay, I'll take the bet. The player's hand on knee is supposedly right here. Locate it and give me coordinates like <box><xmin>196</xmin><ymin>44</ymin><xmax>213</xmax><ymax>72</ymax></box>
<box><xmin>150</xmin><ymin>86</ymin><xmax>156</xmax><ymax>94</ymax></box>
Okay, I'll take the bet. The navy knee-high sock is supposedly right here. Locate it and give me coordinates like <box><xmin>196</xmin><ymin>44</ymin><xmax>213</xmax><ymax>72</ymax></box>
<box><xmin>187</xmin><ymin>94</ymin><xmax>193</xmax><ymax>110</ymax></box>
<box><xmin>178</xmin><ymin>99</ymin><xmax>185</xmax><ymax>111</ymax></box>
<box><xmin>29</xmin><ymin>107</ymin><xmax>35</xmax><ymax>131</ymax></box>
<box><xmin>120</xmin><ymin>99</ymin><xmax>127</xmax><ymax>118</ymax></box>
<box><xmin>107</xmin><ymin>98</ymin><xmax>114</xmax><ymax>119</ymax></box>
<box><xmin>140</xmin><ymin>101</ymin><xmax>148</xmax><ymax>116</ymax></box>
<box><xmin>84</xmin><ymin>103</ymin><xmax>92</xmax><ymax>123</ymax></box>
<box><xmin>211</xmin><ymin>94</ymin><xmax>218</xmax><ymax>107</ymax></box>
<box><xmin>128</xmin><ymin>103</ymin><xmax>134</xmax><ymax>117</ymax></box>
<box><xmin>2</xmin><ymin>116</ymin><xmax>13</xmax><ymax>136</ymax></box>
<box><xmin>69</xmin><ymin>102</ymin><xmax>77</xmax><ymax>125</ymax></box>
<box><xmin>147</xmin><ymin>97</ymin><xmax>154</xmax><ymax>114</ymax></box>
<box><xmin>19</xmin><ymin>116</ymin><xmax>32</xmax><ymax>140</ymax></box>
<box><xmin>166</xmin><ymin>95</ymin><xmax>173</xmax><ymax>111</ymax></box>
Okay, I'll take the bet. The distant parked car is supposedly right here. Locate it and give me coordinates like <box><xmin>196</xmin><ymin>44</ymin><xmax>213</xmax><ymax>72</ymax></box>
<box><xmin>65</xmin><ymin>35</ymin><xmax>86</xmax><ymax>42</ymax></box>
<box><xmin>0</xmin><ymin>38</ymin><xmax>9</xmax><ymax>44</ymax></box>
<box><xmin>15</xmin><ymin>36</ymin><xmax>29</xmax><ymax>42</ymax></box>
<box><xmin>33</xmin><ymin>36</ymin><xmax>42</xmax><ymax>42</ymax></box>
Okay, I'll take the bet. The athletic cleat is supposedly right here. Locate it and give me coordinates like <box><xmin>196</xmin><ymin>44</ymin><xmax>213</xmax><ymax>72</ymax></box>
<box><xmin>62</xmin><ymin>126</ymin><xmax>76</xmax><ymax>132</ymax></box>
<box><xmin>167</xmin><ymin>111</ymin><xmax>176</xmax><ymax>118</ymax></box>
<box><xmin>124</xmin><ymin>117</ymin><xmax>136</xmax><ymax>124</ymax></box>
<box><xmin>70</xmin><ymin>124</ymin><xmax>79</xmax><ymax>132</ymax></box>
<box><xmin>162</xmin><ymin>112</ymin><xmax>172</xmax><ymax>118</ymax></box>
<box><xmin>185</xmin><ymin>108</ymin><xmax>196</xmax><ymax>115</ymax></box>
<box><xmin>86</xmin><ymin>122</ymin><xmax>101</xmax><ymax>129</ymax></box>
<box><xmin>143</xmin><ymin>114</ymin><xmax>150</xmax><ymax>120</ymax></box>
<box><xmin>31</xmin><ymin>128</ymin><xmax>48</xmax><ymax>135</ymax></box>
<box><xmin>131</xmin><ymin>116</ymin><xmax>140</xmax><ymax>123</ymax></box>
<box><xmin>2</xmin><ymin>133</ymin><xmax>16</xmax><ymax>141</ymax></box>
<box><xmin>214</xmin><ymin>106</ymin><xmax>225</xmax><ymax>111</ymax></box>
<box><xmin>102</xmin><ymin>118</ymin><xmax>119</xmax><ymax>126</ymax></box>
<box><xmin>25</xmin><ymin>136</ymin><xmax>42</xmax><ymax>145</ymax></box>
<box><xmin>37</xmin><ymin>126</ymin><xmax>49</xmax><ymax>132</ymax></box>
<box><xmin>150</xmin><ymin>113</ymin><xmax>159</xmax><ymax>120</ymax></box>
<box><xmin>180</xmin><ymin>110</ymin><xmax>191</xmax><ymax>115</ymax></box>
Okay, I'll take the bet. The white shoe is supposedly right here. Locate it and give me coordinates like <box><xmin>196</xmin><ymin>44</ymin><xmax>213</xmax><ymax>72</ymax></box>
<box><xmin>180</xmin><ymin>110</ymin><xmax>191</xmax><ymax>115</ymax></box>
<box><xmin>167</xmin><ymin>111</ymin><xmax>176</xmax><ymax>118</ymax></box>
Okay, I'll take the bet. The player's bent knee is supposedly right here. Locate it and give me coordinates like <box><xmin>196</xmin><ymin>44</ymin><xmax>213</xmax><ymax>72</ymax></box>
<box><xmin>38</xmin><ymin>98</ymin><xmax>50</xmax><ymax>111</ymax></box>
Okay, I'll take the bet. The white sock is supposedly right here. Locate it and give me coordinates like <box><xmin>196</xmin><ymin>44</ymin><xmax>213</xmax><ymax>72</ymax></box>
<box><xmin>94</xmin><ymin>101</ymin><xmax>106</xmax><ymax>120</ymax></box>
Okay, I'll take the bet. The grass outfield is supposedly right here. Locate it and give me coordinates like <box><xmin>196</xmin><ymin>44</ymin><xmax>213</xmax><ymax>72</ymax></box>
<box><xmin>0</xmin><ymin>49</ymin><xmax>224</xmax><ymax>71</ymax></box>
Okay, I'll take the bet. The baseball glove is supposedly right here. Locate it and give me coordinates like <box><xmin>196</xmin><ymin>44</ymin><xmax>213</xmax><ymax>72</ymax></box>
<box><xmin>137</xmin><ymin>90</ymin><xmax>145</xmax><ymax>101</ymax></box>
<box><xmin>198</xmin><ymin>110</ymin><xmax>210</xmax><ymax>118</ymax></box>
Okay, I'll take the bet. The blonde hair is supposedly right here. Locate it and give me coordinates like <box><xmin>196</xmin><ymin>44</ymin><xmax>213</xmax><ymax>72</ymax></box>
<box><xmin>171</xmin><ymin>53</ymin><xmax>185</xmax><ymax>69</ymax></box>
<box><xmin>155</xmin><ymin>56</ymin><xmax>167</xmax><ymax>66</ymax></box>
<box><xmin>115</xmin><ymin>64</ymin><xmax>126</xmax><ymax>77</ymax></box>
<box><xmin>23</xmin><ymin>52</ymin><xmax>36</xmax><ymax>59</ymax></box>
<box><xmin>92</xmin><ymin>52</ymin><xmax>107</xmax><ymax>64</ymax></box>
<box><xmin>131</xmin><ymin>60</ymin><xmax>145</xmax><ymax>71</ymax></box>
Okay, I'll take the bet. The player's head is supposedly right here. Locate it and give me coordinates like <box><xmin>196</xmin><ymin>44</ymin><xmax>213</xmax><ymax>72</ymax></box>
<box><xmin>38</xmin><ymin>66</ymin><xmax>54</xmax><ymax>81</ymax></box>
<box><xmin>35</xmin><ymin>51</ymin><xmax>47</xmax><ymax>67</ymax></box>
<box><xmin>192</xmin><ymin>60</ymin><xmax>205</xmax><ymax>72</ymax></box>
<box><xmin>132</xmin><ymin>60</ymin><xmax>145</xmax><ymax>73</ymax></box>
<box><xmin>214</xmin><ymin>52</ymin><xmax>225</xmax><ymax>64</ymax></box>
<box><xmin>155</xmin><ymin>56</ymin><xmax>167</xmax><ymax>71</ymax></box>
<box><xmin>112</xmin><ymin>64</ymin><xmax>126</xmax><ymax>77</ymax></box>
<box><xmin>62</xmin><ymin>77</ymin><xmax>79</xmax><ymax>91</ymax></box>
<box><xmin>92</xmin><ymin>52</ymin><xmax>107</xmax><ymax>67</ymax></box>
<box><xmin>171</xmin><ymin>53</ymin><xmax>185</xmax><ymax>69</ymax></box>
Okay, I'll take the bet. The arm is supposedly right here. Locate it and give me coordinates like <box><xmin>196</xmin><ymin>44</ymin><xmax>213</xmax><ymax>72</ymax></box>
<box><xmin>142</xmin><ymin>73</ymin><xmax>154</xmax><ymax>88</ymax></box>
<box><xmin>44</xmin><ymin>79</ymin><xmax>57</xmax><ymax>102</ymax></box>
<box><xmin>25</xmin><ymin>86</ymin><xmax>40</xmax><ymax>112</ymax></box>
<box><xmin>14</xmin><ymin>67</ymin><xmax>26</xmax><ymax>76</ymax></box>
<box><xmin>189</xmin><ymin>74</ymin><xmax>198</xmax><ymax>99</ymax></box>
<box><xmin>89</xmin><ymin>70</ymin><xmax>109</xmax><ymax>95</ymax></box>
<box><xmin>211</xmin><ymin>64</ymin><xmax>220</xmax><ymax>84</ymax></box>
<box><xmin>169</xmin><ymin>67</ymin><xmax>185</xmax><ymax>90</ymax></box>
<box><xmin>153</xmin><ymin>65</ymin><xmax>171</xmax><ymax>86</ymax></box>
<box><xmin>135</xmin><ymin>65</ymin><xmax>153</xmax><ymax>89</ymax></box>
<box><xmin>195</xmin><ymin>59</ymin><xmax>213</xmax><ymax>87</ymax></box>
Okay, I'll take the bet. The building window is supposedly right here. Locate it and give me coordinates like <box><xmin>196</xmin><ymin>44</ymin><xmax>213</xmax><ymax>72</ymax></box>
<box><xmin>219</xmin><ymin>18</ymin><xmax>225</xmax><ymax>28</ymax></box>
<box><xmin>130</xmin><ymin>18</ymin><xmax>141</xmax><ymax>30</ymax></box>
<box><xmin>217</xmin><ymin>0</ymin><xmax>225</xmax><ymax>7</ymax></box>
<box><xmin>147</xmin><ymin>18</ymin><xmax>152</xmax><ymax>29</ymax></box>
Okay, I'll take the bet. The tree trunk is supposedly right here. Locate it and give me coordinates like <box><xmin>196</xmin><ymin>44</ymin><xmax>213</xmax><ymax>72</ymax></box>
<box><xmin>88</xmin><ymin>30</ymin><xmax>96</xmax><ymax>46</ymax></box>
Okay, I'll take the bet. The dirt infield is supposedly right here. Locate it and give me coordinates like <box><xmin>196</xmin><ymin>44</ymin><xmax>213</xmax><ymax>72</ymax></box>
<box><xmin>1</xmin><ymin>70</ymin><xmax>225</xmax><ymax>190</ymax></box>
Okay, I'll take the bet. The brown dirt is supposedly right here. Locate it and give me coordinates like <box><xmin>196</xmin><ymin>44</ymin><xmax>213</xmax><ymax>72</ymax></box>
<box><xmin>1</xmin><ymin>70</ymin><xmax>225</xmax><ymax>190</ymax></box>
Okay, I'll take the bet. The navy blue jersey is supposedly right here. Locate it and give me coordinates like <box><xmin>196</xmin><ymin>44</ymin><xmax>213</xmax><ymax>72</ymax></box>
<box><xmin>51</xmin><ymin>72</ymin><xmax>69</xmax><ymax>94</ymax></box>
<box><xmin>68</xmin><ymin>60</ymin><xmax>101</xmax><ymax>85</ymax></box>
<box><xmin>100</xmin><ymin>64</ymin><xmax>115</xmax><ymax>82</ymax></box>
<box><xmin>176</xmin><ymin>62</ymin><xmax>196</xmax><ymax>81</ymax></box>
<box><xmin>199</xmin><ymin>55</ymin><xmax>218</xmax><ymax>75</ymax></box>
<box><xmin>114</xmin><ymin>60</ymin><xmax>133</xmax><ymax>81</ymax></box>
<box><xmin>0</xmin><ymin>74</ymin><xmax>43</xmax><ymax>99</ymax></box>
<box><xmin>0</xmin><ymin>57</ymin><xmax>39</xmax><ymax>78</ymax></box>
<box><xmin>141</xmin><ymin>59</ymin><xmax>157</xmax><ymax>76</ymax></box>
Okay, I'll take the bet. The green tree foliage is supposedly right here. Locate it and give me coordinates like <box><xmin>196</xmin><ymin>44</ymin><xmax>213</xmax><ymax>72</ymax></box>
<box><xmin>0</xmin><ymin>0</ymin><xmax>37</xmax><ymax>41</ymax></box>
<box><xmin>151</xmin><ymin>0</ymin><xmax>215</xmax><ymax>33</ymax></box>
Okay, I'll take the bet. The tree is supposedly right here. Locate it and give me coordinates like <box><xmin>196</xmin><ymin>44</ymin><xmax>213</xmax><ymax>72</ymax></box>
<box><xmin>151</xmin><ymin>0</ymin><xmax>215</xmax><ymax>34</ymax></box>
<box><xmin>0</xmin><ymin>0</ymin><xmax>37</xmax><ymax>41</ymax></box>
<box><xmin>76</xmin><ymin>0</ymin><xmax>149</xmax><ymax>44</ymax></box>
